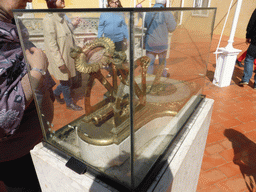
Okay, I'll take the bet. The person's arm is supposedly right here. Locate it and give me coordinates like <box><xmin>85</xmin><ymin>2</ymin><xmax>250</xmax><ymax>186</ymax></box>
<box><xmin>97</xmin><ymin>14</ymin><xmax>105</xmax><ymax>38</ymax></box>
<box><xmin>21</xmin><ymin>47</ymin><xmax>48</xmax><ymax>107</ymax></box>
<box><xmin>121</xmin><ymin>16</ymin><xmax>129</xmax><ymax>39</ymax></box>
<box><xmin>246</xmin><ymin>9</ymin><xmax>256</xmax><ymax>39</ymax></box>
<box><xmin>71</xmin><ymin>17</ymin><xmax>81</xmax><ymax>28</ymax></box>
<box><xmin>144</xmin><ymin>13</ymin><xmax>149</xmax><ymax>29</ymax></box>
<box><xmin>66</xmin><ymin>16</ymin><xmax>81</xmax><ymax>31</ymax></box>
<box><xmin>165</xmin><ymin>12</ymin><xmax>177</xmax><ymax>33</ymax></box>
<box><xmin>0</xmin><ymin>46</ymin><xmax>48</xmax><ymax>138</ymax></box>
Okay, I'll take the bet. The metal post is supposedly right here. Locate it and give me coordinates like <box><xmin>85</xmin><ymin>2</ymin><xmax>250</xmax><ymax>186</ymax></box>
<box><xmin>213</xmin><ymin>0</ymin><xmax>243</xmax><ymax>87</ymax></box>
<box><xmin>226</xmin><ymin>0</ymin><xmax>243</xmax><ymax>50</ymax></box>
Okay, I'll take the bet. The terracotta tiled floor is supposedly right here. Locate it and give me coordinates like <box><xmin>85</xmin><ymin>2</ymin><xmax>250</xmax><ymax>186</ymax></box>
<box><xmin>197</xmin><ymin>35</ymin><xmax>256</xmax><ymax>192</ymax></box>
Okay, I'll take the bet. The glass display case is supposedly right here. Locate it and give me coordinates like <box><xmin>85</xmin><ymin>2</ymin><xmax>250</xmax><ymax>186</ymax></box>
<box><xmin>13</xmin><ymin>7</ymin><xmax>216</xmax><ymax>191</ymax></box>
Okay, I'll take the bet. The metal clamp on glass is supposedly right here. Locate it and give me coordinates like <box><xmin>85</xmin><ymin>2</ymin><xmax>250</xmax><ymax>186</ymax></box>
<box><xmin>65</xmin><ymin>157</ymin><xmax>87</xmax><ymax>174</ymax></box>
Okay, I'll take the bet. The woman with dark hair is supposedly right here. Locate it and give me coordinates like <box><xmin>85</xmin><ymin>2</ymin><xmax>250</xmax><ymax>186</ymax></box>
<box><xmin>45</xmin><ymin>0</ymin><xmax>57</xmax><ymax>8</ymax></box>
<box><xmin>107</xmin><ymin>0</ymin><xmax>123</xmax><ymax>8</ymax></box>
<box><xmin>0</xmin><ymin>0</ymin><xmax>52</xmax><ymax>191</ymax></box>
<box><xmin>98</xmin><ymin>0</ymin><xmax>128</xmax><ymax>77</ymax></box>
<box><xmin>43</xmin><ymin>0</ymin><xmax>82</xmax><ymax>111</ymax></box>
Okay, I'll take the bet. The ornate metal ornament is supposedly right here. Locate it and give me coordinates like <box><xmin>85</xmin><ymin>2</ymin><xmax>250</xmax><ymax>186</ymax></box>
<box><xmin>70</xmin><ymin>37</ymin><xmax>128</xmax><ymax>74</ymax></box>
<box><xmin>70</xmin><ymin>37</ymin><xmax>116</xmax><ymax>74</ymax></box>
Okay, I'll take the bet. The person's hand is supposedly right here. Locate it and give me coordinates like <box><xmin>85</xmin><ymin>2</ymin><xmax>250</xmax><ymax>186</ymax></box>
<box><xmin>59</xmin><ymin>64</ymin><xmax>71</xmax><ymax>77</ymax></box>
<box><xmin>246</xmin><ymin>38</ymin><xmax>251</xmax><ymax>44</ymax></box>
<box><xmin>25</xmin><ymin>47</ymin><xmax>48</xmax><ymax>71</ymax></box>
<box><xmin>72</xmin><ymin>17</ymin><xmax>81</xmax><ymax>27</ymax></box>
<box><xmin>24</xmin><ymin>47</ymin><xmax>48</xmax><ymax>96</ymax></box>
<box><xmin>59</xmin><ymin>64</ymin><xmax>69</xmax><ymax>73</ymax></box>
<box><xmin>126</xmin><ymin>39</ymin><xmax>129</xmax><ymax>47</ymax></box>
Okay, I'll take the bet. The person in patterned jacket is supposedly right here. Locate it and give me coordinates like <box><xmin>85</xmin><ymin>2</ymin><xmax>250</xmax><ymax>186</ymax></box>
<box><xmin>0</xmin><ymin>0</ymin><xmax>54</xmax><ymax>191</ymax></box>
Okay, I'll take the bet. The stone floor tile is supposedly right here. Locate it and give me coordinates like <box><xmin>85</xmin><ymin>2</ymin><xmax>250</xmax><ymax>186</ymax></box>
<box><xmin>206</xmin><ymin>131</ymin><xmax>227</xmax><ymax>144</ymax></box>
<box><xmin>217</xmin><ymin>162</ymin><xmax>241</xmax><ymax>178</ymax></box>
<box><xmin>236</xmin><ymin>114</ymin><xmax>256</xmax><ymax>123</ymax></box>
<box><xmin>215</xmin><ymin>175</ymin><xmax>249</xmax><ymax>192</ymax></box>
<box><xmin>201</xmin><ymin>153</ymin><xmax>227</xmax><ymax>171</ymax></box>
<box><xmin>197</xmin><ymin>184</ymin><xmax>222</xmax><ymax>192</ymax></box>
<box><xmin>219</xmin><ymin>148</ymin><xmax>235</xmax><ymax>163</ymax></box>
<box><xmin>205</xmin><ymin>143</ymin><xmax>225</xmax><ymax>155</ymax></box>
<box><xmin>219</xmin><ymin>139</ymin><xmax>233</xmax><ymax>150</ymax></box>
<box><xmin>219</xmin><ymin>119</ymin><xmax>242</xmax><ymax>129</ymax></box>
<box><xmin>208</xmin><ymin>123</ymin><xmax>226</xmax><ymax>135</ymax></box>
<box><xmin>197</xmin><ymin>169</ymin><xmax>227</xmax><ymax>190</ymax></box>
<box><xmin>235</xmin><ymin>121</ymin><xmax>256</xmax><ymax>132</ymax></box>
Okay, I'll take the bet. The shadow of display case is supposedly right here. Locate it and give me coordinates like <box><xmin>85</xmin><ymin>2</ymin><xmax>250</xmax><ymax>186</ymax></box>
<box><xmin>13</xmin><ymin>7</ymin><xmax>216</xmax><ymax>191</ymax></box>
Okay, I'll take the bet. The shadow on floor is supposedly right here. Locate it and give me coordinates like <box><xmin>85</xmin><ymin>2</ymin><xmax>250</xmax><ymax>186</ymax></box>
<box><xmin>224</xmin><ymin>129</ymin><xmax>256</xmax><ymax>192</ymax></box>
<box><xmin>206</xmin><ymin>70</ymin><xmax>214</xmax><ymax>82</ymax></box>
<box><xmin>205</xmin><ymin>61</ymin><xmax>245</xmax><ymax>85</ymax></box>
<box><xmin>232</xmin><ymin>65</ymin><xmax>246</xmax><ymax>86</ymax></box>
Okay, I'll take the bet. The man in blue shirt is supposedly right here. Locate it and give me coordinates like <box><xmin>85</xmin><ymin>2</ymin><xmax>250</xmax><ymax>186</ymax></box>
<box><xmin>98</xmin><ymin>1</ymin><xmax>128</xmax><ymax>77</ymax></box>
<box><xmin>144</xmin><ymin>0</ymin><xmax>176</xmax><ymax>77</ymax></box>
<box><xmin>97</xmin><ymin>11</ymin><xmax>128</xmax><ymax>52</ymax></box>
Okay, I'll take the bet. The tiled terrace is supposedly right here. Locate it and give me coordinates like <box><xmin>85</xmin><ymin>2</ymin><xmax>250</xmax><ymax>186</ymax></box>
<box><xmin>197</xmin><ymin>35</ymin><xmax>256</xmax><ymax>192</ymax></box>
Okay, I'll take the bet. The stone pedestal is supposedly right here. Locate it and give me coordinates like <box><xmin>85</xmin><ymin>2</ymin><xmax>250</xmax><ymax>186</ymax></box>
<box><xmin>213</xmin><ymin>47</ymin><xmax>241</xmax><ymax>87</ymax></box>
<box><xmin>31</xmin><ymin>98</ymin><xmax>214</xmax><ymax>192</ymax></box>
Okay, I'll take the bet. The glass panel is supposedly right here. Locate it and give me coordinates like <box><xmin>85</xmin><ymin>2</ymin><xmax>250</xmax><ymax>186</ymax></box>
<box><xmin>132</xmin><ymin>9</ymin><xmax>215</xmax><ymax>188</ymax></box>
<box><xmin>13</xmin><ymin>7</ymin><xmax>215</xmax><ymax>190</ymax></box>
<box><xmin>15</xmin><ymin>10</ymin><xmax>132</xmax><ymax>188</ymax></box>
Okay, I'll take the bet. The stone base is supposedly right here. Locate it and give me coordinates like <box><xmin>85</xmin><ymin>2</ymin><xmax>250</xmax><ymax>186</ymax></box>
<box><xmin>31</xmin><ymin>98</ymin><xmax>214</xmax><ymax>192</ymax></box>
<box><xmin>213</xmin><ymin>47</ymin><xmax>242</xmax><ymax>87</ymax></box>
